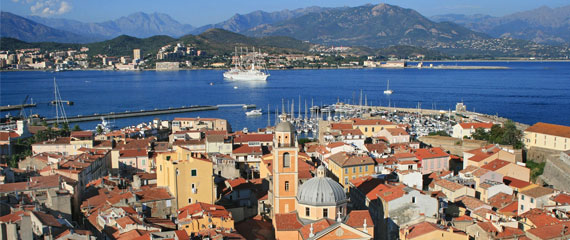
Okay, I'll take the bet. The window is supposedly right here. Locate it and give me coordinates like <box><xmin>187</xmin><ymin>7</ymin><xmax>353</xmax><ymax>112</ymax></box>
<box><xmin>306</xmin><ymin>207</ymin><xmax>310</xmax><ymax>217</ymax></box>
<box><xmin>522</xmin><ymin>195</ymin><xmax>525</xmax><ymax>200</ymax></box>
<box><xmin>412</xmin><ymin>197</ymin><xmax>416</xmax><ymax>203</ymax></box>
<box><xmin>160</xmin><ymin>165</ymin><xmax>162</xmax><ymax>171</ymax></box>
<box><xmin>521</xmin><ymin>205</ymin><xmax>524</xmax><ymax>211</ymax></box>
<box><xmin>166</xmin><ymin>156</ymin><xmax>171</xmax><ymax>160</ymax></box>
<box><xmin>359</xmin><ymin>166</ymin><xmax>362</xmax><ymax>172</ymax></box>
<box><xmin>285</xmin><ymin>181</ymin><xmax>290</xmax><ymax>191</ymax></box>
<box><xmin>191</xmin><ymin>169</ymin><xmax>197</xmax><ymax>176</ymax></box>
<box><xmin>365</xmin><ymin>127</ymin><xmax>368</xmax><ymax>132</ymax></box>
<box><xmin>345</xmin><ymin>168</ymin><xmax>348</xmax><ymax>174</ymax></box>
<box><xmin>141</xmin><ymin>159</ymin><xmax>145</xmax><ymax>166</ymax></box>
<box><xmin>365</xmin><ymin>166</ymin><xmax>368</xmax><ymax>172</ymax></box>
<box><xmin>283</xmin><ymin>153</ymin><xmax>291</xmax><ymax>168</ymax></box>
<box><xmin>323</xmin><ymin>208</ymin><xmax>328</xmax><ymax>218</ymax></box>
<box><xmin>372</xmin><ymin>127</ymin><xmax>375</xmax><ymax>132</ymax></box>
<box><xmin>530</xmin><ymin>198</ymin><xmax>534</xmax><ymax>203</ymax></box>
<box><xmin>188</xmin><ymin>198</ymin><xmax>192</xmax><ymax>203</ymax></box>
<box><xmin>353</xmin><ymin>167</ymin><xmax>356</xmax><ymax>173</ymax></box>
<box><xmin>176</xmin><ymin>169</ymin><xmax>179</xmax><ymax>176</ymax></box>
<box><xmin>345</xmin><ymin>177</ymin><xmax>349</xmax><ymax>185</ymax></box>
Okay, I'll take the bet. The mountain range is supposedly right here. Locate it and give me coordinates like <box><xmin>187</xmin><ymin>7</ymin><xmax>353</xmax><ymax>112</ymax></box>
<box><xmin>431</xmin><ymin>5</ymin><xmax>570</xmax><ymax>44</ymax></box>
<box><xmin>0</xmin><ymin>12</ymin><xmax>89</xmax><ymax>43</ymax></box>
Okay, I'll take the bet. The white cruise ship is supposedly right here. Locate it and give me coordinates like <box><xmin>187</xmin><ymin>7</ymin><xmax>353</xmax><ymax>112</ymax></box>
<box><xmin>223</xmin><ymin>46</ymin><xmax>270</xmax><ymax>81</ymax></box>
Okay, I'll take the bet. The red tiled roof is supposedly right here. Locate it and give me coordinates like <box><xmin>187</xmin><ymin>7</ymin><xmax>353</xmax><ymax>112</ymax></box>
<box><xmin>352</xmin><ymin>118</ymin><xmax>393</xmax><ymax>126</ymax></box>
<box><xmin>481</xmin><ymin>159</ymin><xmax>511</xmax><ymax>171</ymax></box>
<box><xmin>234</xmin><ymin>134</ymin><xmax>273</xmax><ymax>143</ymax></box>
<box><xmin>346</xmin><ymin>210</ymin><xmax>373</xmax><ymax>228</ymax></box>
<box><xmin>119</xmin><ymin>149</ymin><xmax>148</xmax><ymax>158</ymax></box>
<box><xmin>326</xmin><ymin>141</ymin><xmax>347</xmax><ymax>149</ymax></box>
<box><xmin>32</xmin><ymin>211</ymin><xmax>63</xmax><ymax>227</ymax></box>
<box><xmin>526</xmin><ymin>222</ymin><xmax>570</xmax><ymax>240</ymax></box>
<box><xmin>414</xmin><ymin>147</ymin><xmax>449</xmax><ymax>160</ymax></box>
<box><xmin>477</xmin><ymin>221</ymin><xmax>498</xmax><ymax>233</ymax></box>
<box><xmin>115</xmin><ymin>215</ymin><xmax>141</xmax><ymax>229</ymax></box>
<box><xmin>495</xmin><ymin>226</ymin><xmax>524</xmax><ymax>239</ymax></box>
<box><xmin>365</xmin><ymin>143</ymin><xmax>388</xmax><ymax>153</ymax></box>
<box><xmin>340</xmin><ymin>129</ymin><xmax>364</xmax><ymax>136</ymax></box>
<box><xmin>520</xmin><ymin>186</ymin><xmax>556</xmax><ymax>198</ymax></box>
<box><xmin>298</xmin><ymin>159</ymin><xmax>314</xmax><ymax>180</ymax></box>
<box><xmin>403</xmin><ymin>222</ymin><xmax>460</xmax><ymax>239</ymax></box>
<box><xmin>70</xmin><ymin>130</ymin><xmax>93</xmax><ymax>138</ymax></box>
<box><xmin>459</xmin><ymin>122</ymin><xmax>493</xmax><ymax>129</ymax></box>
<box><xmin>393</xmin><ymin>152</ymin><xmax>417</xmax><ymax>160</ymax></box>
<box><xmin>386</xmin><ymin>127</ymin><xmax>409</xmax><ymax>136</ymax></box>
<box><xmin>453</xmin><ymin>215</ymin><xmax>473</xmax><ymax>222</ymax></box>
<box><xmin>352</xmin><ymin>176</ymin><xmax>405</xmax><ymax>202</ymax></box>
<box><xmin>488</xmin><ymin>192</ymin><xmax>515</xmax><ymax>209</ymax></box>
<box><xmin>274</xmin><ymin>212</ymin><xmax>303</xmax><ymax>231</ymax></box>
<box><xmin>0</xmin><ymin>175</ymin><xmax>60</xmax><ymax>193</ymax></box>
<box><xmin>456</xmin><ymin>196</ymin><xmax>489</xmax><ymax>210</ymax></box>
<box><xmin>434</xmin><ymin>179</ymin><xmax>464</xmax><ymax>191</ymax></box>
<box><xmin>0</xmin><ymin>210</ymin><xmax>27</xmax><ymax>223</ymax></box>
<box><xmin>0</xmin><ymin>131</ymin><xmax>20</xmax><ymax>141</ymax></box>
<box><xmin>327</xmin><ymin>152</ymin><xmax>375</xmax><ymax>167</ymax></box>
<box><xmin>503</xmin><ymin>176</ymin><xmax>532</xmax><ymax>189</ymax></box>
<box><xmin>177</xmin><ymin>202</ymin><xmax>231</xmax><ymax>222</ymax></box>
<box><xmin>232</xmin><ymin>144</ymin><xmax>263</xmax><ymax>155</ymax></box>
<box><xmin>552</xmin><ymin>193</ymin><xmax>570</xmax><ymax>205</ymax></box>
<box><xmin>498</xmin><ymin>201</ymin><xmax>519</xmax><ymax>216</ymax></box>
<box><xmin>466</xmin><ymin>144</ymin><xmax>501</xmax><ymax>162</ymax></box>
<box><xmin>331</xmin><ymin>123</ymin><xmax>353</xmax><ymax>130</ymax></box>
<box><xmin>135</xmin><ymin>187</ymin><xmax>173</xmax><ymax>203</ymax></box>
<box><xmin>525</xmin><ymin>122</ymin><xmax>570</xmax><ymax>138</ymax></box>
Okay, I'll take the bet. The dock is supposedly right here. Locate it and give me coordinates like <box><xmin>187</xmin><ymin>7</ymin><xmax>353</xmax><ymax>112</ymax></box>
<box><xmin>0</xmin><ymin>104</ymin><xmax>37</xmax><ymax>111</ymax></box>
<box><xmin>45</xmin><ymin>105</ymin><xmax>218</xmax><ymax>124</ymax></box>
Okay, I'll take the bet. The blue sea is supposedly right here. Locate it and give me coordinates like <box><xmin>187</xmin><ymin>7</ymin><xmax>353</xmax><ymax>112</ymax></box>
<box><xmin>1</xmin><ymin>61</ymin><xmax>569</xmax><ymax>131</ymax></box>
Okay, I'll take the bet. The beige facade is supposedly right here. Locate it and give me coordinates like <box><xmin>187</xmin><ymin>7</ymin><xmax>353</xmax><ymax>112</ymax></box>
<box><xmin>524</xmin><ymin>122</ymin><xmax>570</xmax><ymax>151</ymax></box>
<box><xmin>156</xmin><ymin>147</ymin><xmax>216</xmax><ymax>211</ymax></box>
<box><xmin>172</xmin><ymin>117</ymin><xmax>230</xmax><ymax>132</ymax></box>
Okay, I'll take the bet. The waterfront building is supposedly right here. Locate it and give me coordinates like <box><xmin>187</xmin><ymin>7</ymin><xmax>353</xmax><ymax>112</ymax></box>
<box><xmin>452</xmin><ymin>122</ymin><xmax>494</xmax><ymax>139</ymax></box>
<box><xmin>32</xmin><ymin>130</ymin><xmax>94</xmax><ymax>156</ymax></box>
<box><xmin>524</xmin><ymin>122</ymin><xmax>570</xmax><ymax>161</ymax></box>
<box><xmin>133</xmin><ymin>49</ymin><xmax>141</xmax><ymax>61</ymax></box>
<box><xmin>171</xmin><ymin>117</ymin><xmax>230</xmax><ymax>132</ymax></box>
<box><xmin>351</xmin><ymin>118</ymin><xmax>397</xmax><ymax>138</ymax></box>
<box><xmin>156</xmin><ymin>147</ymin><xmax>216</xmax><ymax>210</ymax></box>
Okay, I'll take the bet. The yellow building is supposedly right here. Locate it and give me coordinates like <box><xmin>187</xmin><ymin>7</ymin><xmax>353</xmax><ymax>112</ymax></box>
<box><xmin>177</xmin><ymin>202</ymin><xmax>234</xmax><ymax>235</ymax></box>
<box><xmin>352</xmin><ymin>118</ymin><xmax>397</xmax><ymax>138</ymax></box>
<box><xmin>171</xmin><ymin>117</ymin><xmax>230</xmax><ymax>132</ymax></box>
<box><xmin>156</xmin><ymin>147</ymin><xmax>215</xmax><ymax>211</ymax></box>
<box><xmin>524</xmin><ymin>122</ymin><xmax>570</xmax><ymax>151</ymax></box>
<box><xmin>326</xmin><ymin>152</ymin><xmax>375</xmax><ymax>189</ymax></box>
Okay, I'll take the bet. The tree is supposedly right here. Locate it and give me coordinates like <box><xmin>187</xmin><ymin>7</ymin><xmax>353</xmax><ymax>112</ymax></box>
<box><xmin>471</xmin><ymin>128</ymin><xmax>489</xmax><ymax>140</ymax></box>
<box><xmin>72</xmin><ymin>125</ymin><xmax>82</xmax><ymax>131</ymax></box>
<box><xmin>96</xmin><ymin>125</ymin><xmax>103</xmax><ymax>135</ymax></box>
<box><xmin>428</xmin><ymin>131</ymin><xmax>450</xmax><ymax>137</ymax></box>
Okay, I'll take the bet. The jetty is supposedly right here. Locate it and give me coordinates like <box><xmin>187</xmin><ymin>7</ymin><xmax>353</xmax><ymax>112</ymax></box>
<box><xmin>43</xmin><ymin>104</ymin><xmax>257</xmax><ymax>124</ymax></box>
<box><xmin>0</xmin><ymin>104</ymin><xmax>37</xmax><ymax>111</ymax></box>
<box><xmin>45</xmin><ymin>105</ymin><xmax>218</xmax><ymax>124</ymax></box>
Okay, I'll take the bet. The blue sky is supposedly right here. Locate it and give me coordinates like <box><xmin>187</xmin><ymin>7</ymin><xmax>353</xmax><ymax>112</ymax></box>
<box><xmin>2</xmin><ymin>0</ymin><xmax>569</xmax><ymax>26</ymax></box>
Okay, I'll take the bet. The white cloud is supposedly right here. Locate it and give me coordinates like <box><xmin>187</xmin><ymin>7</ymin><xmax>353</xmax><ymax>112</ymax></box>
<box><xmin>26</xmin><ymin>0</ymin><xmax>73</xmax><ymax>16</ymax></box>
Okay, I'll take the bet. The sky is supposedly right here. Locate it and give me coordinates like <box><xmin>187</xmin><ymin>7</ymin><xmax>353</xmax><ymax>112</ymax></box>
<box><xmin>2</xmin><ymin>0</ymin><xmax>569</xmax><ymax>26</ymax></box>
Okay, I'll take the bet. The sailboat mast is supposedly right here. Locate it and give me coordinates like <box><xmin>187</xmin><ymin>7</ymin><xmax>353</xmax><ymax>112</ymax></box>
<box><xmin>54</xmin><ymin>78</ymin><xmax>58</xmax><ymax>125</ymax></box>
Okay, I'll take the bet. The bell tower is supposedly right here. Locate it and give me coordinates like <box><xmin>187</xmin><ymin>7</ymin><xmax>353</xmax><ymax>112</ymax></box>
<box><xmin>272</xmin><ymin>121</ymin><xmax>298</xmax><ymax>217</ymax></box>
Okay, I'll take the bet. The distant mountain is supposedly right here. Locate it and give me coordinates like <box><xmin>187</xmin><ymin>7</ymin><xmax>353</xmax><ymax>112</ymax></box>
<box><xmin>431</xmin><ymin>5</ymin><xmax>570</xmax><ymax>44</ymax></box>
<box><xmin>28</xmin><ymin>12</ymin><xmax>195</xmax><ymax>39</ymax></box>
<box><xmin>191</xmin><ymin>6</ymin><xmax>332</xmax><ymax>34</ymax></box>
<box><xmin>0</xmin><ymin>11</ymin><xmax>90</xmax><ymax>43</ymax></box>
<box><xmin>244</xmin><ymin>3</ymin><xmax>489</xmax><ymax>49</ymax></box>
<box><xmin>0</xmin><ymin>28</ymin><xmax>312</xmax><ymax>57</ymax></box>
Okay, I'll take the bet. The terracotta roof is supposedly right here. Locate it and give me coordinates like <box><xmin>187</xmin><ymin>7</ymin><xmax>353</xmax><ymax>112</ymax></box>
<box><xmin>393</xmin><ymin>152</ymin><xmax>417</xmax><ymax>160</ymax></box>
<box><xmin>298</xmin><ymin>159</ymin><xmax>314</xmax><ymax>180</ymax></box>
<box><xmin>0</xmin><ymin>131</ymin><xmax>20</xmax><ymax>141</ymax></box>
<box><xmin>477</xmin><ymin>221</ymin><xmax>498</xmax><ymax>233</ymax></box>
<box><xmin>352</xmin><ymin>118</ymin><xmax>393</xmax><ymax>126</ymax></box>
<box><xmin>520</xmin><ymin>186</ymin><xmax>556</xmax><ymax>198</ymax></box>
<box><xmin>465</xmin><ymin>144</ymin><xmax>501</xmax><ymax>162</ymax></box>
<box><xmin>0</xmin><ymin>175</ymin><xmax>60</xmax><ymax>193</ymax></box>
<box><xmin>56</xmin><ymin>229</ymin><xmax>93</xmax><ymax>239</ymax></box>
<box><xmin>456</xmin><ymin>196</ymin><xmax>489</xmax><ymax>211</ymax></box>
<box><xmin>70</xmin><ymin>130</ymin><xmax>93</xmax><ymax>138</ymax></box>
<box><xmin>135</xmin><ymin>187</ymin><xmax>173</xmax><ymax>203</ymax></box>
<box><xmin>526</xmin><ymin>222</ymin><xmax>570</xmax><ymax>240</ymax></box>
<box><xmin>0</xmin><ymin>210</ymin><xmax>27</xmax><ymax>223</ymax></box>
<box><xmin>327</xmin><ymin>152</ymin><xmax>375</xmax><ymax>167</ymax></box>
<box><xmin>32</xmin><ymin>211</ymin><xmax>63</xmax><ymax>227</ymax></box>
<box><xmin>326</xmin><ymin>141</ymin><xmax>347</xmax><ymax>149</ymax></box>
<box><xmin>346</xmin><ymin>210</ymin><xmax>373</xmax><ymax>228</ymax></box>
<box><xmin>119</xmin><ymin>149</ymin><xmax>148</xmax><ymax>158</ymax></box>
<box><xmin>341</xmin><ymin>128</ymin><xmax>364</xmax><ymax>136</ymax></box>
<box><xmin>503</xmin><ymin>176</ymin><xmax>532</xmax><ymax>189</ymax></box>
<box><xmin>232</xmin><ymin>144</ymin><xmax>263</xmax><ymax>155</ymax></box>
<box><xmin>298</xmin><ymin>218</ymin><xmax>335</xmax><ymax>239</ymax></box>
<box><xmin>459</xmin><ymin>165</ymin><xmax>479</xmax><ymax>174</ymax></box>
<box><xmin>274</xmin><ymin>212</ymin><xmax>303</xmax><ymax>231</ymax></box>
<box><xmin>115</xmin><ymin>215</ymin><xmax>142</xmax><ymax>229</ymax></box>
<box><xmin>552</xmin><ymin>193</ymin><xmax>570</xmax><ymax>205</ymax></box>
<box><xmin>481</xmin><ymin>159</ymin><xmax>511</xmax><ymax>171</ymax></box>
<box><xmin>434</xmin><ymin>179</ymin><xmax>464</xmax><ymax>191</ymax></box>
<box><xmin>453</xmin><ymin>215</ymin><xmax>473</xmax><ymax>222</ymax></box>
<box><xmin>495</xmin><ymin>226</ymin><xmax>524</xmax><ymax>239</ymax></box>
<box><xmin>386</xmin><ymin>127</ymin><xmax>409</xmax><ymax>136</ymax></box>
<box><xmin>177</xmin><ymin>202</ymin><xmax>231</xmax><ymax>222</ymax></box>
<box><xmin>365</xmin><ymin>143</ymin><xmax>388</xmax><ymax>153</ymax></box>
<box><xmin>525</xmin><ymin>122</ymin><xmax>570</xmax><ymax>138</ymax></box>
<box><xmin>472</xmin><ymin>168</ymin><xmax>492</xmax><ymax>177</ymax></box>
<box><xmin>414</xmin><ymin>147</ymin><xmax>449</xmax><ymax>160</ymax></box>
<box><xmin>234</xmin><ymin>134</ymin><xmax>273</xmax><ymax>143</ymax></box>
<box><xmin>403</xmin><ymin>221</ymin><xmax>463</xmax><ymax>239</ymax></box>
<box><xmin>526</xmin><ymin>212</ymin><xmax>561</xmax><ymax>227</ymax></box>
<box><xmin>488</xmin><ymin>192</ymin><xmax>515</xmax><ymax>209</ymax></box>
<box><xmin>331</xmin><ymin>123</ymin><xmax>353</xmax><ymax>130</ymax></box>
<box><xmin>459</xmin><ymin>122</ymin><xmax>493</xmax><ymax>129</ymax></box>
<box><xmin>498</xmin><ymin>201</ymin><xmax>519</xmax><ymax>215</ymax></box>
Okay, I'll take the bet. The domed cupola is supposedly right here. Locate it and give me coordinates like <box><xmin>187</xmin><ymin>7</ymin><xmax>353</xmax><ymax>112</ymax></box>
<box><xmin>297</xmin><ymin>165</ymin><xmax>347</xmax><ymax>206</ymax></box>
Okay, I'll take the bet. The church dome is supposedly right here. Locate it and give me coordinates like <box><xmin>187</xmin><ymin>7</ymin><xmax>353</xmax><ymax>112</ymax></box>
<box><xmin>275</xmin><ymin>121</ymin><xmax>295</xmax><ymax>133</ymax></box>
<box><xmin>297</xmin><ymin>166</ymin><xmax>347</xmax><ymax>206</ymax></box>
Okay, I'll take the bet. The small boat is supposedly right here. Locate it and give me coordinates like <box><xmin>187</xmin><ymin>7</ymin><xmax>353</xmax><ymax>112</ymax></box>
<box><xmin>234</xmin><ymin>86</ymin><xmax>238</xmax><ymax>89</ymax></box>
<box><xmin>245</xmin><ymin>109</ymin><xmax>262</xmax><ymax>116</ymax></box>
<box><xmin>384</xmin><ymin>80</ymin><xmax>393</xmax><ymax>95</ymax></box>
<box><xmin>209</xmin><ymin>82</ymin><xmax>214</xmax><ymax>86</ymax></box>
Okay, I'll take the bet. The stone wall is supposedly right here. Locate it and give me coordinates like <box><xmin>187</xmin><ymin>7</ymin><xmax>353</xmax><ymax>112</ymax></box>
<box><xmin>540</xmin><ymin>152</ymin><xmax>570</xmax><ymax>192</ymax></box>
<box><xmin>418</xmin><ymin>136</ymin><xmax>487</xmax><ymax>156</ymax></box>
<box><xmin>527</xmin><ymin>146</ymin><xmax>562</xmax><ymax>163</ymax></box>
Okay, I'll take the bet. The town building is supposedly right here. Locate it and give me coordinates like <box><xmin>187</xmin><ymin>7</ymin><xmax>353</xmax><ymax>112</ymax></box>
<box><xmin>452</xmin><ymin>122</ymin><xmax>494</xmax><ymax>139</ymax></box>
<box><xmin>325</xmin><ymin>151</ymin><xmax>375</xmax><ymax>188</ymax></box>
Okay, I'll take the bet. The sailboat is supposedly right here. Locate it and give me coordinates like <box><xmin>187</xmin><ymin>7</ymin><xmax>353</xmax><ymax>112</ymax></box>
<box><xmin>223</xmin><ymin>46</ymin><xmax>270</xmax><ymax>81</ymax></box>
<box><xmin>383</xmin><ymin>80</ymin><xmax>393</xmax><ymax>95</ymax></box>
